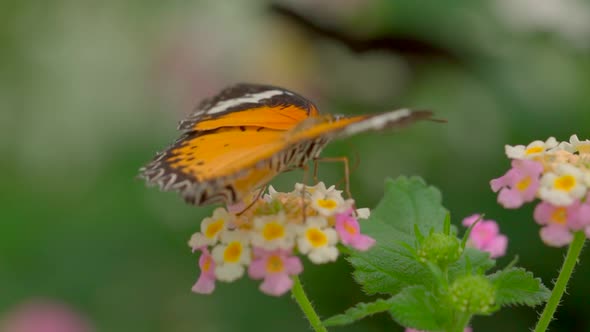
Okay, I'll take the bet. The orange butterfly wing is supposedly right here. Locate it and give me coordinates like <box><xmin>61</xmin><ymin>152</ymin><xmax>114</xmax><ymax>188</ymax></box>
<box><xmin>178</xmin><ymin>84</ymin><xmax>318</xmax><ymax>131</ymax></box>
<box><xmin>140</xmin><ymin>127</ymin><xmax>290</xmax><ymax>205</ymax></box>
<box><xmin>141</xmin><ymin>84</ymin><xmax>321</xmax><ymax>205</ymax></box>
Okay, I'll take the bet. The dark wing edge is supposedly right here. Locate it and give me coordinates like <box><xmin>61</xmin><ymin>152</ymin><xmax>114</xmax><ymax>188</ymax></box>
<box><xmin>137</xmin><ymin>132</ymin><xmax>206</xmax><ymax>203</ymax></box>
<box><xmin>176</xmin><ymin>83</ymin><xmax>318</xmax><ymax>132</ymax></box>
<box><xmin>137</xmin><ymin>131</ymin><xmax>281</xmax><ymax>206</ymax></box>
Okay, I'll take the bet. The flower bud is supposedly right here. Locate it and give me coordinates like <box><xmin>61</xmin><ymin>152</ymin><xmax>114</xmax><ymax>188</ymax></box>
<box><xmin>449</xmin><ymin>275</ymin><xmax>496</xmax><ymax>314</ymax></box>
<box><xmin>417</xmin><ymin>233</ymin><xmax>462</xmax><ymax>267</ymax></box>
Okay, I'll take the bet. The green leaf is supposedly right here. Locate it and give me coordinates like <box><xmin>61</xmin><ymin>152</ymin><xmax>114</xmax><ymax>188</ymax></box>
<box><xmin>489</xmin><ymin>267</ymin><xmax>551</xmax><ymax>307</ymax></box>
<box><xmin>449</xmin><ymin>248</ymin><xmax>495</xmax><ymax>279</ymax></box>
<box><xmin>349</xmin><ymin>177</ymin><xmax>494</xmax><ymax>295</ymax></box>
<box><xmin>322</xmin><ymin>298</ymin><xmax>394</xmax><ymax>327</ymax></box>
<box><xmin>370</xmin><ymin>176</ymin><xmax>447</xmax><ymax>238</ymax></box>
<box><xmin>389</xmin><ymin>286</ymin><xmax>448</xmax><ymax>331</ymax></box>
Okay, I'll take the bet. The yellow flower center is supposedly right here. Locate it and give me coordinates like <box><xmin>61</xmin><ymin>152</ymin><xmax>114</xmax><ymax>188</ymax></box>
<box><xmin>554</xmin><ymin>175</ymin><xmax>576</xmax><ymax>191</ymax></box>
<box><xmin>344</xmin><ymin>222</ymin><xmax>357</xmax><ymax>235</ymax></box>
<box><xmin>202</xmin><ymin>255</ymin><xmax>213</xmax><ymax>272</ymax></box>
<box><xmin>550</xmin><ymin>207</ymin><xmax>568</xmax><ymax>225</ymax></box>
<box><xmin>525</xmin><ymin>146</ymin><xmax>544</xmax><ymax>155</ymax></box>
<box><xmin>265</xmin><ymin>254</ymin><xmax>284</xmax><ymax>273</ymax></box>
<box><xmin>306</xmin><ymin>228</ymin><xmax>328</xmax><ymax>248</ymax></box>
<box><xmin>515</xmin><ymin>176</ymin><xmax>532</xmax><ymax>191</ymax></box>
<box><xmin>262</xmin><ymin>222</ymin><xmax>285</xmax><ymax>241</ymax></box>
<box><xmin>205</xmin><ymin>219</ymin><xmax>224</xmax><ymax>238</ymax></box>
<box><xmin>223</xmin><ymin>242</ymin><xmax>243</xmax><ymax>263</ymax></box>
<box><xmin>578</xmin><ymin>145</ymin><xmax>590</xmax><ymax>154</ymax></box>
<box><xmin>317</xmin><ymin>199</ymin><xmax>337</xmax><ymax>210</ymax></box>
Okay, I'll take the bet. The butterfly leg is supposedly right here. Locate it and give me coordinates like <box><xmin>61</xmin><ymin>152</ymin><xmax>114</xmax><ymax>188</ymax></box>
<box><xmin>312</xmin><ymin>156</ymin><xmax>352</xmax><ymax>199</ymax></box>
<box><xmin>235</xmin><ymin>186</ymin><xmax>267</xmax><ymax>216</ymax></box>
<box><xmin>300</xmin><ymin>164</ymin><xmax>310</xmax><ymax>223</ymax></box>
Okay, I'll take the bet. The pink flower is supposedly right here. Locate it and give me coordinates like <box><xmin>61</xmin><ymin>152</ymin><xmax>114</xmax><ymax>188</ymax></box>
<box><xmin>248</xmin><ymin>248</ymin><xmax>303</xmax><ymax>296</ymax></box>
<box><xmin>577</xmin><ymin>197</ymin><xmax>590</xmax><ymax>232</ymax></box>
<box><xmin>0</xmin><ymin>299</ymin><xmax>94</xmax><ymax>332</ymax></box>
<box><xmin>577</xmin><ymin>197</ymin><xmax>590</xmax><ymax>239</ymax></box>
<box><xmin>490</xmin><ymin>159</ymin><xmax>544</xmax><ymax>208</ymax></box>
<box><xmin>533</xmin><ymin>201</ymin><xmax>581</xmax><ymax>247</ymax></box>
<box><xmin>533</xmin><ymin>197</ymin><xmax>590</xmax><ymax>246</ymax></box>
<box><xmin>192</xmin><ymin>248</ymin><xmax>216</xmax><ymax>294</ymax></box>
<box><xmin>462</xmin><ymin>214</ymin><xmax>508</xmax><ymax>258</ymax></box>
<box><xmin>334</xmin><ymin>209</ymin><xmax>376</xmax><ymax>251</ymax></box>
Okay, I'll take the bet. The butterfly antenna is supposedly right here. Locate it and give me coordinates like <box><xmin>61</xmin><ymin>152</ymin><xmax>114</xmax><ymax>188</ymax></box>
<box><xmin>426</xmin><ymin>116</ymin><xmax>447</xmax><ymax>123</ymax></box>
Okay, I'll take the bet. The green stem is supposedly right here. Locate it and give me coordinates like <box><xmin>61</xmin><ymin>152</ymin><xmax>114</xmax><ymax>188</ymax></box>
<box><xmin>534</xmin><ymin>231</ymin><xmax>586</xmax><ymax>332</ymax></box>
<box><xmin>291</xmin><ymin>275</ymin><xmax>328</xmax><ymax>332</ymax></box>
<box><xmin>450</xmin><ymin>312</ymin><xmax>471</xmax><ymax>332</ymax></box>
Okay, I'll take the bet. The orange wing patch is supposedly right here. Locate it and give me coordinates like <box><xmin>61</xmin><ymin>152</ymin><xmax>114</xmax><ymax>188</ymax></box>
<box><xmin>191</xmin><ymin>104</ymin><xmax>318</xmax><ymax>131</ymax></box>
<box><xmin>166</xmin><ymin>127</ymin><xmax>286</xmax><ymax>181</ymax></box>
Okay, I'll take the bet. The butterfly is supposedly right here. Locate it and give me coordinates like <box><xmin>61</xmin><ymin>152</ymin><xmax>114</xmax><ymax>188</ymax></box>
<box><xmin>139</xmin><ymin>83</ymin><xmax>433</xmax><ymax>206</ymax></box>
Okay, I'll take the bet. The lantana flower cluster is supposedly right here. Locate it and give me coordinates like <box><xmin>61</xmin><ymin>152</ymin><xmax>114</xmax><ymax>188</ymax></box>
<box><xmin>188</xmin><ymin>182</ymin><xmax>375</xmax><ymax>296</ymax></box>
<box><xmin>491</xmin><ymin>135</ymin><xmax>590</xmax><ymax>247</ymax></box>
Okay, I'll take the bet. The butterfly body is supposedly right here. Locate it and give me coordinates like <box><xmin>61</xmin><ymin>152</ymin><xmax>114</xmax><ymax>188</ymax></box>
<box><xmin>139</xmin><ymin>84</ymin><xmax>432</xmax><ymax>206</ymax></box>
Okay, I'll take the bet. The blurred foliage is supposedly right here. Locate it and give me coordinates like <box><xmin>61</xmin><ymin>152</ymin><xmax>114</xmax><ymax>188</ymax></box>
<box><xmin>1</xmin><ymin>0</ymin><xmax>590</xmax><ymax>331</ymax></box>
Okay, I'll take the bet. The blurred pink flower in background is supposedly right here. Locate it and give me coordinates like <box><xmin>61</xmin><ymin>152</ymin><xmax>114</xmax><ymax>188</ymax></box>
<box><xmin>463</xmin><ymin>214</ymin><xmax>508</xmax><ymax>258</ymax></box>
<box><xmin>0</xmin><ymin>299</ymin><xmax>94</xmax><ymax>332</ymax></box>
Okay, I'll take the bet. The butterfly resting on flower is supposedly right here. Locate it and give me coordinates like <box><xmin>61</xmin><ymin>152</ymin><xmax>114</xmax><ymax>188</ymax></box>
<box><xmin>139</xmin><ymin>83</ymin><xmax>432</xmax><ymax>206</ymax></box>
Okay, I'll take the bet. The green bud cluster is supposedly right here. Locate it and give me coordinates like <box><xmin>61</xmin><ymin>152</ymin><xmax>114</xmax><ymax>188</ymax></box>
<box><xmin>417</xmin><ymin>233</ymin><xmax>463</xmax><ymax>267</ymax></box>
<box><xmin>449</xmin><ymin>275</ymin><xmax>496</xmax><ymax>314</ymax></box>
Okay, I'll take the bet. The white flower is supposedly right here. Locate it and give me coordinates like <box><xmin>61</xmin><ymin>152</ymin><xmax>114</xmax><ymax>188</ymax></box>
<box><xmin>296</xmin><ymin>216</ymin><xmax>339</xmax><ymax>264</ymax></box>
<box><xmin>560</xmin><ymin>135</ymin><xmax>590</xmax><ymax>154</ymax></box>
<box><xmin>310</xmin><ymin>188</ymin><xmax>346</xmax><ymax>217</ymax></box>
<box><xmin>263</xmin><ymin>185</ymin><xmax>281</xmax><ymax>202</ymax></box>
<box><xmin>356</xmin><ymin>208</ymin><xmax>371</xmax><ymax>219</ymax></box>
<box><xmin>294</xmin><ymin>182</ymin><xmax>334</xmax><ymax>197</ymax></box>
<box><xmin>505</xmin><ymin>137</ymin><xmax>558</xmax><ymax>159</ymax></box>
<box><xmin>211</xmin><ymin>230</ymin><xmax>251</xmax><ymax>282</ymax></box>
<box><xmin>539</xmin><ymin>163</ymin><xmax>587</xmax><ymax>205</ymax></box>
<box><xmin>251</xmin><ymin>212</ymin><xmax>296</xmax><ymax>250</ymax></box>
<box><xmin>188</xmin><ymin>207</ymin><xmax>234</xmax><ymax>249</ymax></box>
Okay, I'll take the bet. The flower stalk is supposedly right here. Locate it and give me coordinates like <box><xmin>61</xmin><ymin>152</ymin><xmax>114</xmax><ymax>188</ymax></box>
<box><xmin>291</xmin><ymin>275</ymin><xmax>328</xmax><ymax>332</ymax></box>
<box><xmin>534</xmin><ymin>231</ymin><xmax>586</xmax><ymax>332</ymax></box>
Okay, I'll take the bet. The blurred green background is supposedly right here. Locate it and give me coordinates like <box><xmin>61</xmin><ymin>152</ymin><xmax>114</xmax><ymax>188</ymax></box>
<box><xmin>1</xmin><ymin>0</ymin><xmax>590</xmax><ymax>331</ymax></box>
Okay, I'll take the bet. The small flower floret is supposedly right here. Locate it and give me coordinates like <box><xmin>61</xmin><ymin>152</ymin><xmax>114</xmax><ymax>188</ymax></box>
<box><xmin>248</xmin><ymin>248</ymin><xmax>303</xmax><ymax>296</ymax></box>
<box><xmin>297</xmin><ymin>216</ymin><xmax>339</xmax><ymax>264</ymax></box>
<box><xmin>192</xmin><ymin>248</ymin><xmax>216</xmax><ymax>294</ymax></box>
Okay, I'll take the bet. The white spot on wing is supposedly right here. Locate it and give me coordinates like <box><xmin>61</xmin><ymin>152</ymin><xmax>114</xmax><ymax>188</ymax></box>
<box><xmin>206</xmin><ymin>90</ymin><xmax>286</xmax><ymax>114</ymax></box>
<box><xmin>342</xmin><ymin>109</ymin><xmax>411</xmax><ymax>136</ymax></box>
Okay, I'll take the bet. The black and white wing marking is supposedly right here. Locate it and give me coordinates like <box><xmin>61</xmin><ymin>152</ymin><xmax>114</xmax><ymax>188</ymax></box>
<box><xmin>177</xmin><ymin>83</ymin><xmax>319</xmax><ymax>131</ymax></box>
